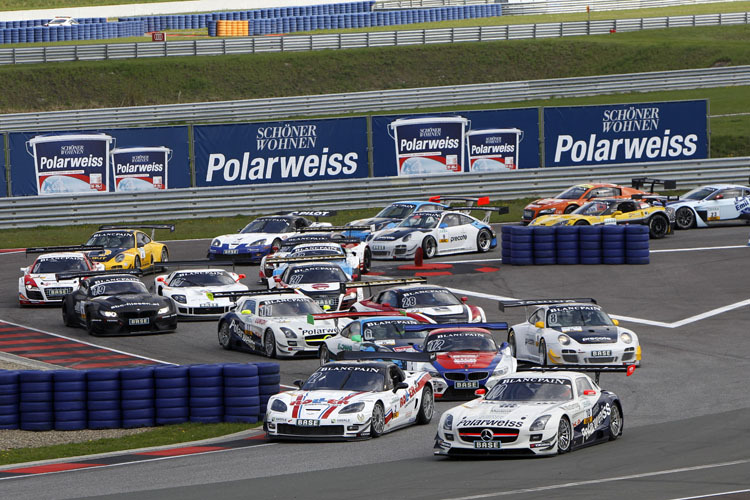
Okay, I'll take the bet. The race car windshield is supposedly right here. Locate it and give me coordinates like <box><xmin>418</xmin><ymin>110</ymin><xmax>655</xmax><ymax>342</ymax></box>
<box><xmin>294</xmin><ymin>249</ymin><xmax>343</xmax><ymax>257</ymax></box>
<box><xmin>32</xmin><ymin>258</ymin><xmax>88</xmax><ymax>274</ymax></box>
<box><xmin>86</xmin><ymin>232</ymin><xmax>135</xmax><ymax>249</ymax></box>
<box><xmin>547</xmin><ymin>307</ymin><xmax>613</xmax><ymax>327</ymax></box>
<box><xmin>89</xmin><ymin>280</ymin><xmax>148</xmax><ymax>297</ymax></box>
<box><xmin>240</xmin><ymin>218</ymin><xmax>290</xmax><ymax>234</ymax></box>
<box><xmin>170</xmin><ymin>273</ymin><xmax>235</xmax><ymax>287</ymax></box>
<box><xmin>400</xmin><ymin>289</ymin><xmax>461</xmax><ymax>307</ymax></box>
<box><xmin>574</xmin><ymin>200</ymin><xmax>618</xmax><ymax>216</ymax></box>
<box><xmin>47</xmin><ymin>18</ymin><xmax>68</xmax><ymax>25</ymax></box>
<box><xmin>257</xmin><ymin>299</ymin><xmax>322</xmax><ymax>317</ymax></box>
<box><xmin>683</xmin><ymin>187</ymin><xmax>718</xmax><ymax>200</ymax></box>
<box><xmin>303</xmin><ymin>367</ymin><xmax>385</xmax><ymax>392</ymax></box>
<box><xmin>424</xmin><ymin>332</ymin><xmax>496</xmax><ymax>352</ymax></box>
<box><xmin>399</xmin><ymin>213</ymin><xmax>441</xmax><ymax>229</ymax></box>
<box><xmin>362</xmin><ymin>320</ymin><xmax>422</xmax><ymax>341</ymax></box>
<box><xmin>485</xmin><ymin>380</ymin><xmax>574</xmax><ymax>401</ymax></box>
<box><xmin>289</xmin><ymin>268</ymin><xmax>347</xmax><ymax>284</ymax></box>
<box><xmin>376</xmin><ymin>203</ymin><xmax>416</xmax><ymax>219</ymax></box>
<box><xmin>556</xmin><ymin>185</ymin><xmax>589</xmax><ymax>200</ymax></box>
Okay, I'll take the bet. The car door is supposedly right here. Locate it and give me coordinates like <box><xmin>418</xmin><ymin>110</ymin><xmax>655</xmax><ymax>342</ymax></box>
<box><xmin>574</xmin><ymin>375</ymin><xmax>605</xmax><ymax>444</ymax></box>
<box><xmin>134</xmin><ymin>231</ymin><xmax>149</xmax><ymax>266</ymax></box>
<box><xmin>437</xmin><ymin>214</ymin><xmax>464</xmax><ymax>253</ymax></box>
<box><xmin>738</xmin><ymin>189</ymin><xmax>750</xmax><ymax>220</ymax></box>
<box><xmin>334</xmin><ymin>321</ymin><xmax>361</xmax><ymax>354</ymax></box>
<box><xmin>713</xmin><ymin>188</ymin><xmax>744</xmax><ymax>221</ymax></box>
<box><xmin>457</xmin><ymin>214</ymin><xmax>480</xmax><ymax>251</ymax></box>
<box><xmin>518</xmin><ymin>308</ymin><xmax>543</xmax><ymax>362</ymax></box>
<box><xmin>385</xmin><ymin>365</ymin><xmax>413</xmax><ymax>428</ymax></box>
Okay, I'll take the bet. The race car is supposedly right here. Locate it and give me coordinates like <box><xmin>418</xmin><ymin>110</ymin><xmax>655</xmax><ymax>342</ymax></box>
<box><xmin>530</xmin><ymin>197</ymin><xmax>674</xmax><ymax>238</ymax></box>
<box><xmin>84</xmin><ymin>224</ymin><xmax>173</xmax><ymax>271</ymax></box>
<box><xmin>369</xmin><ymin>206</ymin><xmax>506</xmax><ymax>259</ymax></box>
<box><xmin>260</xmin><ymin>238</ymin><xmax>364</xmax><ymax>286</ymax></box>
<box><xmin>668</xmin><ymin>183</ymin><xmax>750</xmax><ymax>229</ymax></box>
<box><xmin>216</xmin><ymin>289</ymin><xmax>338</xmax><ymax>358</ymax></box>
<box><xmin>153</xmin><ymin>263</ymin><xmax>248</xmax><ymax>319</ymax></box>
<box><xmin>520</xmin><ymin>178</ymin><xmax>675</xmax><ymax>224</ymax></box>
<box><xmin>273</xmin><ymin>261</ymin><xmax>363</xmax><ymax>311</ymax></box>
<box><xmin>19</xmin><ymin>245</ymin><xmax>104</xmax><ymax>306</ymax></box>
<box><xmin>60</xmin><ymin>271</ymin><xmax>177</xmax><ymax>336</ymax></box>
<box><xmin>408</xmin><ymin>324</ymin><xmax>516</xmax><ymax>400</ymax></box>
<box><xmin>264</xmin><ymin>359</ymin><xmax>434</xmax><ymax>440</ymax></box>
<box><xmin>44</xmin><ymin>16</ymin><xmax>79</xmax><ymax>26</ymax></box>
<box><xmin>207</xmin><ymin>211</ymin><xmax>335</xmax><ymax>263</ymax></box>
<box><xmin>352</xmin><ymin>283</ymin><xmax>486</xmax><ymax>323</ymax></box>
<box><xmin>500</xmin><ymin>299</ymin><xmax>641</xmax><ymax>367</ymax></box>
<box><xmin>434</xmin><ymin>368</ymin><xmax>629</xmax><ymax>456</ymax></box>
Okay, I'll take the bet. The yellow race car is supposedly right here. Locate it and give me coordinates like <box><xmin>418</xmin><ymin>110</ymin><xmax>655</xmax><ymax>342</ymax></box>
<box><xmin>530</xmin><ymin>198</ymin><xmax>674</xmax><ymax>238</ymax></box>
<box><xmin>84</xmin><ymin>224</ymin><xmax>174</xmax><ymax>271</ymax></box>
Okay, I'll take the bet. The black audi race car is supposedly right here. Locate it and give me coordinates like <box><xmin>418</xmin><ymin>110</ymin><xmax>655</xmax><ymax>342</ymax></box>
<box><xmin>61</xmin><ymin>273</ymin><xmax>177</xmax><ymax>336</ymax></box>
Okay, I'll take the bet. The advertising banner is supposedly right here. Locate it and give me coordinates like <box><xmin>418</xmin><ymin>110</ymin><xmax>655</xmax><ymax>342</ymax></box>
<box><xmin>0</xmin><ymin>138</ymin><xmax>6</xmax><ymax>197</ymax></box>
<box><xmin>544</xmin><ymin>100</ymin><xmax>708</xmax><ymax>167</ymax></box>
<box><xmin>9</xmin><ymin>126</ymin><xmax>190</xmax><ymax>197</ymax></box>
<box><xmin>193</xmin><ymin>117</ymin><xmax>369</xmax><ymax>187</ymax></box>
<box><xmin>372</xmin><ymin>108</ymin><xmax>540</xmax><ymax>177</ymax></box>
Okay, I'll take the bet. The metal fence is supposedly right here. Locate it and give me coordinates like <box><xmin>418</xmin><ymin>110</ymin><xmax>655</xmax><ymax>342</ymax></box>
<box><xmin>374</xmin><ymin>0</ymin><xmax>744</xmax><ymax>13</ymax></box>
<box><xmin>0</xmin><ymin>11</ymin><xmax>747</xmax><ymax>66</ymax></box>
<box><xmin>1</xmin><ymin>65</ymin><xmax>748</xmax><ymax>133</ymax></box>
<box><xmin>1</xmin><ymin>157</ymin><xmax>747</xmax><ymax>229</ymax></box>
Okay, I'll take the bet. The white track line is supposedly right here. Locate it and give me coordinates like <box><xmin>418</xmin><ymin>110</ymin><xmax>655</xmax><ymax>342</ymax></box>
<box><xmin>650</xmin><ymin>245</ymin><xmax>747</xmax><ymax>253</ymax></box>
<box><xmin>670</xmin><ymin>488</ymin><xmax>750</xmax><ymax>500</ymax></box>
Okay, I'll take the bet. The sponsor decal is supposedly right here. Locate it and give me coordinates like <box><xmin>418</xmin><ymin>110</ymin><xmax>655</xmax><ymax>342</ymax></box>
<box><xmin>466</xmin><ymin>128</ymin><xmax>522</xmax><ymax>172</ymax></box>
<box><xmin>319</xmin><ymin>365</ymin><xmax>379</xmax><ymax>373</ymax></box>
<box><xmin>457</xmin><ymin>417</ymin><xmax>523</xmax><ymax>428</ymax></box>
<box><xmin>389</xmin><ymin>117</ymin><xmax>468</xmax><ymax>175</ymax></box>
<box><xmin>112</xmin><ymin>147</ymin><xmax>171</xmax><ymax>192</ymax></box>
<box><xmin>734</xmin><ymin>197</ymin><xmax>750</xmax><ymax>214</ymax></box>
<box><xmin>450</xmin><ymin>234</ymin><xmax>468</xmax><ymax>242</ymax></box>
<box><xmin>580</xmin><ymin>402</ymin><xmax>611</xmax><ymax>439</ymax></box>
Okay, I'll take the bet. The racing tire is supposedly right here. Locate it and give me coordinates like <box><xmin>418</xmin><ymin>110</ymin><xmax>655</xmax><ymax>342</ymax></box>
<box><xmin>609</xmin><ymin>403</ymin><xmax>623</xmax><ymax>441</ymax></box>
<box><xmin>422</xmin><ymin>236</ymin><xmax>437</xmax><ymax>259</ymax></box>
<box><xmin>218</xmin><ymin>322</ymin><xmax>233</xmax><ymax>351</ymax></box>
<box><xmin>573</xmin><ymin>220</ymin><xmax>589</xmax><ymax>226</ymax></box>
<box><xmin>580</xmin><ymin>256</ymin><xmax>602</xmax><ymax>265</ymax></box>
<box><xmin>319</xmin><ymin>346</ymin><xmax>330</xmax><ymax>366</ymax></box>
<box><xmin>263</xmin><ymin>329</ymin><xmax>277</xmax><ymax>359</ymax></box>
<box><xmin>416</xmin><ymin>385</ymin><xmax>434</xmax><ymax>425</ymax></box>
<box><xmin>564</xmin><ymin>205</ymin><xmax>578</xmax><ymax>214</ymax></box>
<box><xmin>54</xmin><ymin>421</ymin><xmax>87</xmax><ymax>431</ymax></box>
<box><xmin>224</xmin><ymin>376</ymin><xmax>260</xmax><ymax>388</ymax></box>
<box><xmin>476</xmin><ymin>229</ymin><xmax>492</xmax><ymax>253</ymax></box>
<box><xmin>557</xmin><ymin>417</ymin><xmax>573</xmax><ymax>454</ymax></box>
<box><xmin>160</xmin><ymin>248</ymin><xmax>169</xmax><ymax>263</ymax></box>
<box><xmin>258</xmin><ymin>373</ymin><xmax>281</xmax><ymax>385</ymax></box>
<box><xmin>675</xmin><ymin>207</ymin><xmax>695</xmax><ymax>230</ymax></box>
<box><xmin>507</xmin><ymin>330</ymin><xmax>517</xmax><ymax>357</ymax></box>
<box><xmin>62</xmin><ymin>301</ymin><xmax>75</xmax><ymax>327</ymax></box>
<box><xmin>134</xmin><ymin>256</ymin><xmax>141</xmax><ymax>271</ymax></box>
<box><xmin>625</xmin><ymin>240</ymin><xmax>650</xmax><ymax>250</ymax></box>
<box><xmin>224</xmin><ymin>386</ymin><xmax>260</xmax><ymax>398</ymax></box>
<box><xmin>254</xmin><ymin>363</ymin><xmax>281</xmax><ymax>375</ymax></box>
<box><xmin>363</xmin><ymin>248</ymin><xmax>372</xmax><ymax>274</ymax></box>
<box><xmin>370</xmin><ymin>402</ymin><xmax>385</xmax><ymax>438</ymax></box>
<box><xmin>539</xmin><ymin>339</ymin><xmax>548</xmax><ymax>366</ymax></box>
<box><xmin>648</xmin><ymin>214</ymin><xmax>669</xmax><ymax>239</ymax></box>
<box><xmin>223</xmin><ymin>364</ymin><xmax>259</xmax><ymax>378</ymax></box>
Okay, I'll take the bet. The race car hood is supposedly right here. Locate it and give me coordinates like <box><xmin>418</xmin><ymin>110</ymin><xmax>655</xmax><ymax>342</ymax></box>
<box><xmin>409</xmin><ymin>305</ymin><xmax>468</xmax><ymax>321</ymax></box>
<box><xmin>87</xmin><ymin>247</ymin><xmax>128</xmax><ymax>261</ymax></box>
<box><xmin>93</xmin><ymin>293</ymin><xmax>165</xmax><ymax>309</ymax></box>
<box><xmin>434</xmin><ymin>351</ymin><xmax>499</xmax><ymax>370</ymax></box>
<box><xmin>214</xmin><ymin>232</ymin><xmax>277</xmax><ymax>246</ymax></box>
<box><xmin>551</xmin><ymin>325</ymin><xmax>618</xmax><ymax>343</ymax></box>
<box><xmin>178</xmin><ymin>284</ymin><xmax>249</xmax><ymax>303</ymax></box>
<box><xmin>350</xmin><ymin>217</ymin><xmax>400</xmax><ymax>231</ymax></box>
<box><xmin>372</xmin><ymin>228</ymin><xmax>431</xmax><ymax>241</ymax></box>
<box><xmin>269</xmin><ymin>317</ymin><xmax>337</xmax><ymax>334</ymax></box>
<box><xmin>455</xmin><ymin>399</ymin><xmax>564</xmax><ymax>426</ymax></box>
<box><xmin>531</xmin><ymin>214</ymin><xmax>575</xmax><ymax>226</ymax></box>
<box><xmin>368</xmin><ymin>338</ymin><xmax>421</xmax><ymax>351</ymax></box>
<box><xmin>528</xmin><ymin>198</ymin><xmax>566</xmax><ymax>208</ymax></box>
<box><xmin>276</xmin><ymin>390</ymin><xmax>375</xmax><ymax>418</ymax></box>
<box><xmin>295</xmin><ymin>283</ymin><xmax>341</xmax><ymax>293</ymax></box>
<box><xmin>27</xmin><ymin>274</ymin><xmax>79</xmax><ymax>286</ymax></box>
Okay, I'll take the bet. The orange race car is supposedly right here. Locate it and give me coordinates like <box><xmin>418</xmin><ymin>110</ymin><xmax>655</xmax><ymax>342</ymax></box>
<box><xmin>521</xmin><ymin>177</ymin><xmax>675</xmax><ymax>224</ymax></box>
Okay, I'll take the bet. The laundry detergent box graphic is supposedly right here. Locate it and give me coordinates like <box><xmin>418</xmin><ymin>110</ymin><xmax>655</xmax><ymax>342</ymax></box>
<box><xmin>111</xmin><ymin>146</ymin><xmax>172</xmax><ymax>191</ymax></box>
<box><xmin>466</xmin><ymin>128</ymin><xmax>522</xmax><ymax>172</ymax></box>
<box><xmin>388</xmin><ymin>116</ymin><xmax>468</xmax><ymax>176</ymax></box>
<box><xmin>26</xmin><ymin>133</ymin><xmax>113</xmax><ymax>195</ymax></box>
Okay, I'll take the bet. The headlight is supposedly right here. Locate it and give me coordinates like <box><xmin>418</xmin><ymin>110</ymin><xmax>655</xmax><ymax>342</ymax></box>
<box><xmin>558</xmin><ymin>334</ymin><xmax>571</xmax><ymax>346</ymax></box>
<box><xmin>339</xmin><ymin>402</ymin><xmax>365</xmax><ymax>414</ymax></box>
<box><xmin>620</xmin><ymin>332</ymin><xmax>633</xmax><ymax>344</ymax></box>
<box><xmin>443</xmin><ymin>413</ymin><xmax>453</xmax><ymax>430</ymax></box>
<box><xmin>250</xmin><ymin>239</ymin><xmax>267</xmax><ymax>246</ymax></box>
<box><xmin>492</xmin><ymin>366</ymin><xmax>508</xmax><ymax>377</ymax></box>
<box><xmin>530</xmin><ymin>415</ymin><xmax>551</xmax><ymax>431</ymax></box>
<box><xmin>402</xmin><ymin>234</ymin><xmax>411</xmax><ymax>242</ymax></box>
<box><xmin>114</xmin><ymin>253</ymin><xmax>126</xmax><ymax>263</ymax></box>
<box><xmin>211</xmin><ymin>239</ymin><xmax>220</xmax><ymax>247</ymax></box>
<box><xmin>365</xmin><ymin>234</ymin><xmax>374</xmax><ymax>242</ymax></box>
<box><xmin>424</xmin><ymin>365</ymin><xmax>440</xmax><ymax>377</ymax></box>
<box><xmin>280</xmin><ymin>327</ymin><xmax>297</xmax><ymax>339</ymax></box>
<box><xmin>538</xmin><ymin>208</ymin><xmax>555</xmax><ymax>215</ymax></box>
<box><xmin>554</xmin><ymin>220</ymin><xmax>569</xmax><ymax>226</ymax></box>
<box><xmin>158</xmin><ymin>306</ymin><xmax>171</xmax><ymax>314</ymax></box>
<box><xmin>270</xmin><ymin>399</ymin><xmax>287</xmax><ymax>412</ymax></box>
<box><xmin>172</xmin><ymin>294</ymin><xmax>187</xmax><ymax>304</ymax></box>
<box><xmin>101</xmin><ymin>311</ymin><xmax>118</xmax><ymax>318</ymax></box>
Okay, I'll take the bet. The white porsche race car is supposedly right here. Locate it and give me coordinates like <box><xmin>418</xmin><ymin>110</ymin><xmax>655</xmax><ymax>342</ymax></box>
<box><xmin>668</xmin><ymin>183</ymin><xmax>750</xmax><ymax>229</ymax></box>
<box><xmin>154</xmin><ymin>265</ymin><xmax>248</xmax><ymax>319</ymax></box>
<box><xmin>500</xmin><ymin>299</ymin><xmax>641</xmax><ymax>367</ymax></box>
<box><xmin>264</xmin><ymin>359</ymin><xmax>434</xmax><ymax>440</ymax></box>
<box><xmin>435</xmin><ymin>369</ymin><xmax>627</xmax><ymax>456</ymax></box>
<box><xmin>19</xmin><ymin>246</ymin><xmax>104</xmax><ymax>305</ymax></box>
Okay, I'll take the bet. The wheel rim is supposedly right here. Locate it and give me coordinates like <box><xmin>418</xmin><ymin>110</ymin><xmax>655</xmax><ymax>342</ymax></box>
<box><xmin>219</xmin><ymin>324</ymin><xmax>230</xmax><ymax>347</ymax></box>
<box><xmin>421</xmin><ymin>388</ymin><xmax>434</xmax><ymax>420</ymax></box>
<box><xmin>676</xmin><ymin>208</ymin><xmax>694</xmax><ymax>228</ymax></box>
<box><xmin>363</xmin><ymin>252</ymin><xmax>371</xmax><ymax>273</ymax></box>
<box><xmin>161</xmin><ymin>249</ymin><xmax>168</xmax><ymax>262</ymax></box>
<box><xmin>558</xmin><ymin>418</ymin><xmax>571</xmax><ymax>451</ymax></box>
<box><xmin>134</xmin><ymin>257</ymin><xmax>140</xmax><ymax>269</ymax></box>
<box><xmin>508</xmin><ymin>332</ymin><xmax>516</xmax><ymax>357</ymax></box>
<box><xmin>651</xmin><ymin>216</ymin><xmax>667</xmax><ymax>237</ymax></box>
<box><xmin>478</xmin><ymin>231</ymin><xmax>490</xmax><ymax>250</ymax></box>
<box><xmin>610</xmin><ymin>405</ymin><xmax>621</xmax><ymax>436</ymax></box>
<box><xmin>540</xmin><ymin>340</ymin><xmax>547</xmax><ymax>365</ymax></box>
<box><xmin>319</xmin><ymin>347</ymin><xmax>329</xmax><ymax>365</ymax></box>
<box><xmin>264</xmin><ymin>331</ymin><xmax>275</xmax><ymax>356</ymax></box>
<box><xmin>372</xmin><ymin>405</ymin><xmax>385</xmax><ymax>434</ymax></box>
<box><xmin>424</xmin><ymin>238</ymin><xmax>436</xmax><ymax>257</ymax></box>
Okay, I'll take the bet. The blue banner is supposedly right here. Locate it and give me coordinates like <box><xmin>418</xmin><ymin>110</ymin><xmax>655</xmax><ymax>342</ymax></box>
<box><xmin>193</xmin><ymin>117</ymin><xmax>369</xmax><ymax>187</ymax></box>
<box><xmin>8</xmin><ymin>126</ymin><xmax>190</xmax><ymax>197</ymax></box>
<box><xmin>0</xmin><ymin>137</ymin><xmax>6</xmax><ymax>197</ymax></box>
<box><xmin>112</xmin><ymin>147</ymin><xmax>171</xmax><ymax>192</ymax></box>
<box><xmin>543</xmin><ymin>100</ymin><xmax>708</xmax><ymax>167</ymax></box>
<box><xmin>372</xmin><ymin>108</ymin><xmax>540</xmax><ymax>177</ymax></box>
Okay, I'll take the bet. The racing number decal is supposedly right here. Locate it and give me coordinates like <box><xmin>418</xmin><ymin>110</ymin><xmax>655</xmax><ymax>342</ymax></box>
<box><xmin>708</xmin><ymin>209</ymin><xmax>720</xmax><ymax>221</ymax></box>
<box><xmin>288</xmin><ymin>274</ymin><xmax>304</xmax><ymax>285</ymax></box>
<box><xmin>401</xmin><ymin>296</ymin><xmax>417</xmax><ymax>308</ymax></box>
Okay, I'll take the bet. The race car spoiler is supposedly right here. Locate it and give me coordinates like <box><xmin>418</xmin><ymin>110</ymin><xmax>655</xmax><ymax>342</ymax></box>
<box><xmin>153</xmin><ymin>260</ymin><xmax>236</xmax><ymax>267</ymax></box>
<box><xmin>206</xmin><ymin>288</ymin><xmax>299</xmax><ymax>299</ymax></box>
<box><xmin>428</xmin><ymin>195</ymin><xmax>490</xmax><ymax>207</ymax></box>
<box><xmin>499</xmin><ymin>298</ymin><xmax>597</xmax><ymax>311</ymax></box>
<box><xmin>298</xmin><ymin>225</ymin><xmax>374</xmax><ymax>233</ymax></box>
<box><xmin>266</xmin><ymin>255</ymin><xmax>347</xmax><ymax>264</ymax></box>
<box><xmin>403</xmin><ymin>322</ymin><xmax>508</xmax><ymax>331</ymax></box>
<box><xmin>309</xmin><ymin>310</ymin><xmax>431</xmax><ymax>323</ymax></box>
<box><xmin>631</xmin><ymin>194</ymin><xmax>680</xmax><ymax>202</ymax></box>
<box><xmin>631</xmin><ymin>177</ymin><xmax>677</xmax><ymax>192</ymax></box>
<box><xmin>524</xmin><ymin>364</ymin><xmax>637</xmax><ymax>383</ymax></box>
<box><xmin>25</xmin><ymin>245</ymin><xmax>104</xmax><ymax>255</ymax></box>
<box><xmin>279</xmin><ymin>236</ymin><xmax>362</xmax><ymax>248</ymax></box>
<box><xmin>55</xmin><ymin>269</ymin><xmax>143</xmax><ymax>281</ymax></box>
<box><xmin>447</xmin><ymin>205</ymin><xmax>509</xmax><ymax>223</ymax></box>
<box><xmin>333</xmin><ymin>351</ymin><xmax>436</xmax><ymax>363</ymax></box>
<box><xmin>338</xmin><ymin>277</ymin><xmax>427</xmax><ymax>293</ymax></box>
<box><xmin>99</xmin><ymin>224</ymin><xmax>175</xmax><ymax>231</ymax></box>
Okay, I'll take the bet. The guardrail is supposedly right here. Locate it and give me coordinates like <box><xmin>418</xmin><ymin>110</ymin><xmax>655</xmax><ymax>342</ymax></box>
<box><xmin>0</xmin><ymin>11</ymin><xmax>747</xmax><ymax>66</ymax></box>
<box><xmin>374</xmin><ymin>0</ymin><xmax>742</xmax><ymax>13</ymax></box>
<box><xmin>1</xmin><ymin>157</ymin><xmax>747</xmax><ymax>228</ymax></box>
<box><xmin>1</xmin><ymin>65</ymin><xmax>748</xmax><ymax>133</ymax></box>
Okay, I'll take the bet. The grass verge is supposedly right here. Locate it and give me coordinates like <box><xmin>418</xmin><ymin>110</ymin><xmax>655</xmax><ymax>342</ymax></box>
<box><xmin>0</xmin><ymin>0</ymin><xmax>183</xmax><ymax>10</ymax></box>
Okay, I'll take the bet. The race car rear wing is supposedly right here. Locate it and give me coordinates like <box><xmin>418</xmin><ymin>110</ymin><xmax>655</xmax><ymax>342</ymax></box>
<box><xmin>55</xmin><ymin>269</ymin><xmax>143</xmax><ymax>281</ymax></box>
<box><xmin>278</xmin><ymin>236</ymin><xmax>362</xmax><ymax>248</ymax></box>
<box><xmin>152</xmin><ymin>260</ymin><xmax>238</xmax><ymax>273</ymax></box>
<box><xmin>499</xmin><ymin>298</ymin><xmax>597</xmax><ymax>312</ymax></box>
<box><xmin>206</xmin><ymin>288</ymin><xmax>299</xmax><ymax>300</ymax></box>
<box><xmin>403</xmin><ymin>322</ymin><xmax>508</xmax><ymax>331</ymax></box>
<box><xmin>631</xmin><ymin>177</ymin><xmax>677</xmax><ymax>192</ymax></box>
<box><xmin>338</xmin><ymin>277</ymin><xmax>427</xmax><ymax>294</ymax></box>
<box><xmin>25</xmin><ymin>245</ymin><xmax>104</xmax><ymax>255</ymax></box>
<box><xmin>298</xmin><ymin>225</ymin><xmax>374</xmax><ymax>233</ymax></box>
<box><xmin>98</xmin><ymin>224</ymin><xmax>175</xmax><ymax>240</ymax></box>
<box><xmin>309</xmin><ymin>310</ymin><xmax>432</xmax><ymax>323</ymax></box>
<box><xmin>428</xmin><ymin>195</ymin><xmax>491</xmax><ymax>207</ymax></box>
<box><xmin>447</xmin><ymin>205</ymin><xmax>510</xmax><ymax>223</ymax></box>
<box><xmin>266</xmin><ymin>255</ymin><xmax>347</xmax><ymax>264</ymax></box>
<box><xmin>631</xmin><ymin>194</ymin><xmax>680</xmax><ymax>204</ymax></box>
<box><xmin>333</xmin><ymin>350</ymin><xmax>436</xmax><ymax>363</ymax></box>
<box><xmin>524</xmin><ymin>364</ymin><xmax>636</xmax><ymax>384</ymax></box>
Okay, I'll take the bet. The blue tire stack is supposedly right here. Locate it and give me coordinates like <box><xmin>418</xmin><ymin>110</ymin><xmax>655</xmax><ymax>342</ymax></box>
<box><xmin>255</xmin><ymin>363</ymin><xmax>281</xmax><ymax>418</ymax></box>
<box><xmin>602</xmin><ymin>225</ymin><xmax>626</xmax><ymax>264</ymax></box>
<box><xmin>532</xmin><ymin>226</ymin><xmax>556</xmax><ymax>265</ymax></box>
<box><xmin>189</xmin><ymin>364</ymin><xmax>223</xmax><ymax>424</ymax></box>
<box><xmin>154</xmin><ymin>365</ymin><xmax>189</xmax><ymax>425</ymax></box>
<box><xmin>509</xmin><ymin>226</ymin><xmax>533</xmax><ymax>266</ymax></box>
<box><xmin>20</xmin><ymin>371</ymin><xmax>54</xmax><ymax>431</ymax></box>
<box><xmin>579</xmin><ymin>225</ymin><xmax>602</xmax><ymax>265</ymax></box>
<box><xmin>87</xmin><ymin>369</ymin><xmax>121</xmax><ymax>429</ymax></box>
<box><xmin>0</xmin><ymin>371</ymin><xmax>20</xmax><ymax>430</ymax></box>
<box><xmin>223</xmin><ymin>364</ymin><xmax>260</xmax><ymax>424</ymax></box>
<box><xmin>120</xmin><ymin>367</ymin><xmax>155</xmax><ymax>428</ymax></box>
<box><xmin>500</xmin><ymin>225</ymin><xmax>512</xmax><ymax>264</ymax></box>
<box><xmin>555</xmin><ymin>226</ymin><xmax>579</xmax><ymax>264</ymax></box>
<box><xmin>625</xmin><ymin>225</ymin><xmax>650</xmax><ymax>264</ymax></box>
<box><xmin>53</xmin><ymin>370</ymin><xmax>87</xmax><ymax>431</ymax></box>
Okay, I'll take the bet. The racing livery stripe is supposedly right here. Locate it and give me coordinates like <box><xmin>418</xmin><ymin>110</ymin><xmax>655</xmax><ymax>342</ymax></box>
<box><xmin>291</xmin><ymin>393</ymin><xmax>305</xmax><ymax>419</ymax></box>
<box><xmin>321</xmin><ymin>391</ymin><xmax>366</xmax><ymax>419</ymax></box>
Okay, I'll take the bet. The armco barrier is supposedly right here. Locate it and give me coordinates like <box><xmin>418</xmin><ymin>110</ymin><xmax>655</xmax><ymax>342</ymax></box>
<box><xmin>0</xmin><ymin>363</ymin><xmax>278</xmax><ymax>431</ymax></box>
<box><xmin>504</xmin><ymin>225</ymin><xmax>650</xmax><ymax>265</ymax></box>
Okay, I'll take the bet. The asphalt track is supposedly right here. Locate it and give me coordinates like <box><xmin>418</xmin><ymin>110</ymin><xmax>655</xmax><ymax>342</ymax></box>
<box><xmin>1</xmin><ymin>223</ymin><xmax>750</xmax><ymax>500</ymax></box>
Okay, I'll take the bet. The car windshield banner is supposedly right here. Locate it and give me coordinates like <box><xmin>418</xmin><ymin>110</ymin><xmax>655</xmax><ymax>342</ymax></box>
<box><xmin>544</xmin><ymin>100</ymin><xmax>708</xmax><ymax>167</ymax></box>
<box><xmin>193</xmin><ymin>117</ymin><xmax>368</xmax><ymax>187</ymax></box>
<box><xmin>111</xmin><ymin>146</ymin><xmax>171</xmax><ymax>191</ymax></box>
<box><xmin>372</xmin><ymin>108</ymin><xmax>540</xmax><ymax>177</ymax></box>
<box><xmin>26</xmin><ymin>133</ymin><xmax>113</xmax><ymax>195</ymax></box>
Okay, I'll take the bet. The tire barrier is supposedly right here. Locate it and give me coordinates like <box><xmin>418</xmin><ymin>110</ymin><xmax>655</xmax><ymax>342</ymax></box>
<box><xmin>503</xmin><ymin>225</ymin><xmax>649</xmax><ymax>265</ymax></box>
<box><xmin>0</xmin><ymin>20</ymin><xmax>145</xmax><ymax>45</ymax></box>
<box><xmin>0</xmin><ymin>363</ymin><xmax>277</xmax><ymax>431</ymax></box>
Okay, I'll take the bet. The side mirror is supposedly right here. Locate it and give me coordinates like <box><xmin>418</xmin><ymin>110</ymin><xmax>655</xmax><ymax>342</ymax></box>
<box><xmin>612</xmin><ymin>319</ymin><xmax>619</xmax><ymax>326</ymax></box>
<box><xmin>241</xmin><ymin>309</ymin><xmax>252</xmax><ymax>315</ymax></box>
<box><xmin>715</xmin><ymin>194</ymin><xmax>724</xmax><ymax>200</ymax></box>
<box><xmin>382</xmin><ymin>302</ymin><xmax>392</xmax><ymax>308</ymax></box>
<box><xmin>20</xmin><ymin>267</ymin><xmax>28</xmax><ymax>273</ymax></box>
<box><xmin>439</xmin><ymin>223</ymin><xmax>448</xmax><ymax>229</ymax></box>
<box><xmin>394</xmin><ymin>381</ymin><xmax>409</xmax><ymax>392</ymax></box>
<box><xmin>460</xmin><ymin>297</ymin><xmax>468</xmax><ymax>303</ymax></box>
<box><xmin>322</xmin><ymin>305</ymin><xmax>331</xmax><ymax>311</ymax></box>
<box><xmin>535</xmin><ymin>321</ymin><xmax>544</xmax><ymax>329</ymax></box>
<box><xmin>274</xmin><ymin>276</ymin><xmax>282</xmax><ymax>283</ymax></box>
<box><xmin>156</xmin><ymin>276</ymin><xmax>165</xmax><ymax>283</ymax></box>
<box><xmin>238</xmin><ymin>273</ymin><xmax>246</xmax><ymax>280</ymax></box>
<box><xmin>583</xmin><ymin>390</ymin><xmax>597</xmax><ymax>396</ymax></box>
<box><xmin>612</xmin><ymin>211</ymin><xmax>623</xmax><ymax>216</ymax></box>
<box><xmin>475</xmin><ymin>388</ymin><xmax>486</xmax><ymax>396</ymax></box>
<box><xmin>293</xmin><ymin>379</ymin><xmax>304</xmax><ymax>389</ymax></box>
<box><xmin>351</xmin><ymin>334</ymin><xmax>362</xmax><ymax>343</ymax></box>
